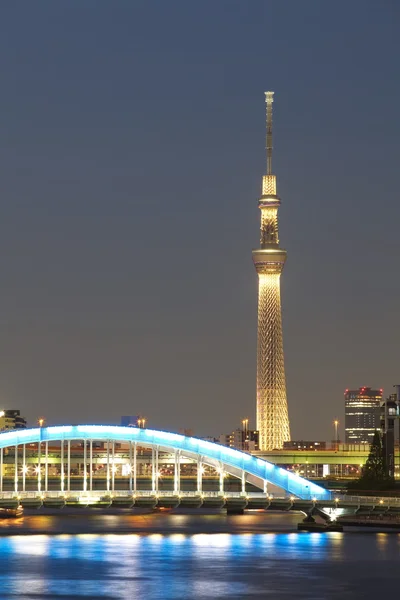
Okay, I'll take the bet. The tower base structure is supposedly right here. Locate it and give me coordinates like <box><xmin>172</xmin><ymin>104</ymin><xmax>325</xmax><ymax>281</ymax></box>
<box><xmin>253</xmin><ymin>249</ymin><xmax>290</xmax><ymax>450</ymax></box>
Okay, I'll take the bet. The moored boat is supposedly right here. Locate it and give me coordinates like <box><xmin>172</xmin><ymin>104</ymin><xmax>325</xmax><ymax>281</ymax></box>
<box><xmin>0</xmin><ymin>506</ymin><xmax>23</xmax><ymax>519</ymax></box>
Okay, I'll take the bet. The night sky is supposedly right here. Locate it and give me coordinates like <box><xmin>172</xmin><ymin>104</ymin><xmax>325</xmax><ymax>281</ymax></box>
<box><xmin>0</xmin><ymin>1</ymin><xmax>399</xmax><ymax>442</ymax></box>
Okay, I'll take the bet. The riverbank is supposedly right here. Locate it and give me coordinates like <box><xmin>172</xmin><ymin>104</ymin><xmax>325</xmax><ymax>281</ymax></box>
<box><xmin>0</xmin><ymin>510</ymin><xmax>399</xmax><ymax>536</ymax></box>
<box><xmin>0</xmin><ymin>509</ymin><xmax>305</xmax><ymax>536</ymax></box>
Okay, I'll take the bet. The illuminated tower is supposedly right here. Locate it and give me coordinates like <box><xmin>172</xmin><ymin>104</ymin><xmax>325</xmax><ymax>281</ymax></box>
<box><xmin>252</xmin><ymin>92</ymin><xmax>290</xmax><ymax>450</ymax></box>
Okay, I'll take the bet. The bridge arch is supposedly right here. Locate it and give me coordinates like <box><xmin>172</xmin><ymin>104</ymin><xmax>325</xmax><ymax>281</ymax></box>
<box><xmin>0</xmin><ymin>425</ymin><xmax>331</xmax><ymax>500</ymax></box>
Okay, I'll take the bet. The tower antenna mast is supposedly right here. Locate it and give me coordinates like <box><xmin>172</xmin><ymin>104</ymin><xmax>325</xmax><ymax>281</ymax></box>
<box><xmin>265</xmin><ymin>91</ymin><xmax>274</xmax><ymax>175</ymax></box>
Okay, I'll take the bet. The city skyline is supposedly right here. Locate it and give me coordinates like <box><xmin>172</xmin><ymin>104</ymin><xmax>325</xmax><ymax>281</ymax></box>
<box><xmin>0</xmin><ymin>3</ymin><xmax>399</xmax><ymax>442</ymax></box>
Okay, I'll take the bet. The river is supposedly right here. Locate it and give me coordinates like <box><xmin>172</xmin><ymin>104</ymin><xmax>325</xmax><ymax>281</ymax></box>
<box><xmin>0</xmin><ymin>511</ymin><xmax>398</xmax><ymax>599</ymax></box>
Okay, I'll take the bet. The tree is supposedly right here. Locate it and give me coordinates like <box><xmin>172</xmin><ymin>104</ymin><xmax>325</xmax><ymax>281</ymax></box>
<box><xmin>350</xmin><ymin>431</ymin><xmax>394</xmax><ymax>491</ymax></box>
<box><xmin>361</xmin><ymin>431</ymin><xmax>387</xmax><ymax>482</ymax></box>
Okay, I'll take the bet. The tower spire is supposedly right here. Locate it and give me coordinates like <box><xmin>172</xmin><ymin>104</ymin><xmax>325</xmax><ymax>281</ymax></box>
<box><xmin>265</xmin><ymin>91</ymin><xmax>274</xmax><ymax>175</ymax></box>
<box><xmin>252</xmin><ymin>91</ymin><xmax>290</xmax><ymax>450</ymax></box>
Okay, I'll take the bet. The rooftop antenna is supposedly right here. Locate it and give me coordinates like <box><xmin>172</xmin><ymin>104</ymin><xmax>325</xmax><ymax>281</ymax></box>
<box><xmin>265</xmin><ymin>91</ymin><xmax>274</xmax><ymax>175</ymax></box>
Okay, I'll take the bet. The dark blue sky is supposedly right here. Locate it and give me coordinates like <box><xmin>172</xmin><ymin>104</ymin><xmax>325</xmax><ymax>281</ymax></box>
<box><xmin>0</xmin><ymin>1</ymin><xmax>398</xmax><ymax>441</ymax></box>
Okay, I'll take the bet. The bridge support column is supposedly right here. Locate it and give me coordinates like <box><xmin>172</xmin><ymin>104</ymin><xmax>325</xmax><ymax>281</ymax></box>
<box><xmin>129</xmin><ymin>441</ymin><xmax>133</xmax><ymax>493</ymax></box>
<box><xmin>38</xmin><ymin>440</ymin><xmax>41</xmax><ymax>493</ymax></box>
<box><xmin>154</xmin><ymin>446</ymin><xmax>159</xmax><ymax>494</ymax></box>
<box><xmin>111</xmin><ymin>441</ymin><xmax>115</xmax><ymax>493</ymax></box>
<box><xmin>67</xmin><ymin>440</ymin><xmax>71</xmax><ymax>493</ymax></box>
<box><xmin>83</xmin><ymin>440</ymin><xmax>87</xmax><ymax>492</ymax></box>
<box><xmin>197</xmin><ymin>456</ymin><xmax>202</xmax><ymax>494</ymax></box>
<box><xmin>22</xmin><ymin>444</ymin><xmax>26</xmax><ymax>492</ymax></box>
<box><xmin>263</xmin><ymin>480</ymin><xmax>267</xmax><ymax>494</ymax></box>
<box><xmin>60</xmin><ymin>441</ymin><xmax>64</xmax><ymax>493</ymax></box>
<box><xmin>106</xmin><ymin>440</ymin><xmax>110</xmax><ymax>493</ymax></box>
<box><xmin>241</xmin><ymin>470</ymin><xmax>246</xmax><ymax>495</ymax></box>
<box><xmin>0</xmin><ymin>448</ymin><xmax>3</xmax><ymax>492</ymax></box>
<box><xmin>133</xmin><ymin>442</ymin><xmax>137</xmax><ymax>494</ymax></box>
<box><xmin>151</xmin><ymin>446</ymin><xmax>155</xmax><ymax>494</ymax></box>
<box><xmin>174</xmin><ymin>450</ymin><xmax>180</xmax><ymax>494</ymax></box>
<box><xmin>89</xmin><ymin>440</ymin><xmax>93</xmax><ymax>492</ymax></box>
<box><xmin>45</xmin><ymin>442</ymin><xmax>48</xmax><ymax>493</ymax></box>
<box><xmin>219</xmin><ymin>463</ymin><xmax>224</xmax><ymax>495</ymax></box>
<box><xmin>14</xmin><ymin>444</ymin><xmax>18</xmax><ymax>494</ymax></box>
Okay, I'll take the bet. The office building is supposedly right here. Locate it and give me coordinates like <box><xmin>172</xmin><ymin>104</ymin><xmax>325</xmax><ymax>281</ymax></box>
<box><xmin>0</xmin><ymin>409</ymin><xmax>27</xmax><ymax>431</ymax></box>
<box><xmin>345</xmin><ymin>387</ymin><xmax>382</xmax><ymax>444</ymax></box>
<box><xmin>219</xmin><ymin>427</ymin><xmax>259</xmax><ymax>452</ymax></box>
<box><xmin>120</xmin><ymin>416</ymin><xmax>146</xmax><ymax>428</ymax></box>
<box><xmin>121</xmin><ymin>416</ymin><xmax>139</xmax><ymax>427</ymax></box>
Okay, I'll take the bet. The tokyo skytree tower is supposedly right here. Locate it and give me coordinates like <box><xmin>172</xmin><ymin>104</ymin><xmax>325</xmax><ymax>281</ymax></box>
<box><xmin>252</xmin><ymin>92</ymin><xmax>290</xmax><ymax>450</ymax></box>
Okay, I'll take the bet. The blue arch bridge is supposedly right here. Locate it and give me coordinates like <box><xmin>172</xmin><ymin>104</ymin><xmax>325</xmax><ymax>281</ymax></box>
<box><xmin>0</xmin><ymin>425</ymin><xmax>396</xmax><ymax>519</ymax></box>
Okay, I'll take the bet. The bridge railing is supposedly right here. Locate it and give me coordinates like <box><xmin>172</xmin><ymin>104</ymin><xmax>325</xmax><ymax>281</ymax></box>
<box><xmin>338</xmin><ymin>495</ymin><xmax>400</xmax><ymax>505</ymax></box>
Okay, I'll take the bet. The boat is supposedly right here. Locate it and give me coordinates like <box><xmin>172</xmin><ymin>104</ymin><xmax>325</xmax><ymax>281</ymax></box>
<box><xmin>298</xmin><ymin>520</ymin><xmax>343</xmax><ymax>532</ymax></box>
<box><xmin>0</xmin><ymin>506</ymin><xmax>23</xmax><ymax>519</ymax></box>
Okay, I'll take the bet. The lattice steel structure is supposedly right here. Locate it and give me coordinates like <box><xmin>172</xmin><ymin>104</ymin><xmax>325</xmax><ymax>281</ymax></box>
<box><xmin>252</xmin><ymin>92</ymin><xmax>290</xmax><ymax>450</ymax></box>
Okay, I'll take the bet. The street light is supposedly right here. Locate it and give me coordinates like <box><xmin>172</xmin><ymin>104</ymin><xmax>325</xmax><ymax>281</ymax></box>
<box><xmin>242</xmin><ymin>418</ymin><xmax>249</xmax><ymax>451</ymax></box>
<box><xmin>333</xmin><ymin>419</ymin><xmax>339</xmax><ymax>449</ymax></box>
<box><xmin>38</xmin><ymin>418</ymin><xmax>45</xmax><ymax>428</ymax></box>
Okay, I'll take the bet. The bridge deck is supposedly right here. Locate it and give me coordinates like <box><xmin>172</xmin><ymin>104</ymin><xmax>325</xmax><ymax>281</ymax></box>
<box><xmin>1</xmin><ymin>490</ymin><xmax>399</xmax><ymax>517</ymax></box>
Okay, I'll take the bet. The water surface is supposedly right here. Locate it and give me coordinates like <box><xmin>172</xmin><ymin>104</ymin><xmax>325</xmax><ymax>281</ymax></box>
<box><xmin>0</xmin><ymin>513</ymin><xmax>398</xmax><ymax>599</ymax></box>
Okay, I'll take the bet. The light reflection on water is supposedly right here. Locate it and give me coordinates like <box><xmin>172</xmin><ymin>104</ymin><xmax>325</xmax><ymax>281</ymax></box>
<box><xmin>0</xmin><ymin>518</ymin><xmax>397</xmax><ymax>598</ymax></box>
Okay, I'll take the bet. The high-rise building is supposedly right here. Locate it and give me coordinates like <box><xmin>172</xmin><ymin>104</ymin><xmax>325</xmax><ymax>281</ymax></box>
<box><xmin>344</xmin><ymin>387</ymin><xmax>383</xmax><ymax>444</ymax></box>
<box><xmin>381</xmin><ymin>393</ymin><xmax>399</xmax><ymax>478</ymax></box>
<box><xmin>120</xmin><ymin>416</ymin><xmax>146</xmax><ymax>428</ymax></box>
<box><xmin>0</xmin><ymin>409</ymin><xmax>27</xmax><ymax>431</ymax></box>
<box><xmin>121</xmin><ymin>416</ymin><xmax>139</xmax><ymax>427</ymax></box>
<box><xmin>219</xmin><ymin>428</ymin><xmax>259</xmax><ymax>452</ymax></box>
<box><xmin>252</xmin><ymin>92</ymin><xmax>290</xmax><ymax>450</ymax></box>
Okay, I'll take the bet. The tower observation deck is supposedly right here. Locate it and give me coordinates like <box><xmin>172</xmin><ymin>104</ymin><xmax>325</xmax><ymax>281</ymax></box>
<box><xmin>252</xmin><ymin>92</ymin><xmax>290</xmax><ymax>450</ymax></box>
